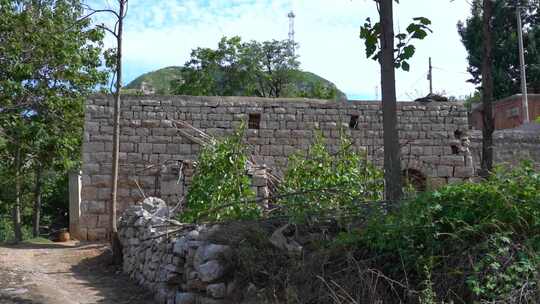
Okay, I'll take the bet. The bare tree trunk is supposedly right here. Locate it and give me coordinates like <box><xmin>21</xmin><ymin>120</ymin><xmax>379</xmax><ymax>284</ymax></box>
<box><xmin>32</xmin><ymin>165</ymin><xmax>43</xmax><ymax>238</ymax></box>
<box><xmin>379</xmin><ymin>0</ymin><xmax>403</xmax><ymax>201</ymax></box>
<box><xmin>481</xmin><ymin>0</ymin><xmax>494</xmax><ymax>177</ymax></box>
<box><xmin>110</xmin><ymin>0</ymin><xmax>125</xmax><ymax>265</ymax></box>
<box><xmin>13</xmin><ymin>143</ymin><xmax>22</xmax><ymax>243</ymax></box>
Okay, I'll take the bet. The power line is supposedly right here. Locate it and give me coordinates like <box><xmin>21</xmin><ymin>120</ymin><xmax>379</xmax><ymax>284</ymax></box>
<box><xmin>432</xmin><ymin>66</ymin><xmax>470</xmax><ymax>75</ymax></box>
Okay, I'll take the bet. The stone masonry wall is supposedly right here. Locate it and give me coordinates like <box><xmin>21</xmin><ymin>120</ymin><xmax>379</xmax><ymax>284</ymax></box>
<box><xmin>81</xmin><ymin>95</ymin><xmax>471</xmax><ymax>240</ymax></box>
<box><xmin>470</xmin><ymin>128</ymin><xmax>540</xmax><ymax>171</ymax></box>
<box><xmin>119</xmin><ymin>198</ymin><xmax>238</xmax><ymax>304</ymax></box>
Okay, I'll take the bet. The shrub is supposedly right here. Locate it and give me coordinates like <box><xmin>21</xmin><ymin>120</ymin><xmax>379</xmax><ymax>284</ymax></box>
<box><xmin>178</xmin><ymin>125</ymin><xmax>261</xmax><ymax>223</ymax></box>
<box><xmin>362</xmin><ymin>162</ymin><xmax>540</xmax><ymax>302</ymax></box>
<box><xmin>278</xmin><ymin>133</ymin><xmax>383</xmax><ymax>222</ymax></box>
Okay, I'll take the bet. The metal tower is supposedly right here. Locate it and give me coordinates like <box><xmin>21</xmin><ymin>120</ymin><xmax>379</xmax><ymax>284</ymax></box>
<box><xmin>288</xmin><ymin>11</ymin><xmax>296</xmax><ymax>55</ymax></box>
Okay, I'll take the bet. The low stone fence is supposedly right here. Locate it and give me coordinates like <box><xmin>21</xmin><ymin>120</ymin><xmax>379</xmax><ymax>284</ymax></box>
<box><xmin>119</xmin><ymin>198</ymin><xmax>241</xmax><ymax>304</ymax></box>
<box><xmin>470</xmin><ymin>126</ymin><xmax>540</xmax><ymax>171</ymax></box>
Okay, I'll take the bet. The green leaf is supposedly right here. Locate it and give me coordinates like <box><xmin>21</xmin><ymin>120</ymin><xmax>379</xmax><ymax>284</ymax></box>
<box><xmin>402</xmin><ymin>61</ymin><xmax>410</xmax><ymax>71</ymax></box>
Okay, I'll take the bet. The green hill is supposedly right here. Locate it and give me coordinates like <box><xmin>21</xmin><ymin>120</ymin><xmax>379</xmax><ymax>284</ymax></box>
<box><xmin>125</xmin><ymin>66</ymin><xmax>347</xmax><ymax>100</ymax></box>
<box><xmin>125</xmin><ymin>66</ymin><xmax>185</xmax><ymax>95</ymax></box>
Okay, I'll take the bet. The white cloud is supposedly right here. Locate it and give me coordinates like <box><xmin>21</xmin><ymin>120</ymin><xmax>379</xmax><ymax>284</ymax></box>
<box><xmin>93</xmin><ymin>0</ymin><xmax>476</xmax><ymax>99</ymax></box>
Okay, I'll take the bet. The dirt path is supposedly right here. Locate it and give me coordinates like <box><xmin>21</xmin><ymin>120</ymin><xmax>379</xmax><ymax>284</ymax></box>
<box><xmin>0</xmin><ymin>241</ymin><xmax>155</xmax><ymax>304</ymax></box>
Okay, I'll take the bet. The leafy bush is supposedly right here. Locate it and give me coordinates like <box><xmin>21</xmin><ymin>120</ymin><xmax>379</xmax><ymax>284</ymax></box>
<box><xmin>362</xmin><ymin>162</ymin><xmax>540</xmax><ymax>302</ymax></box>
<box><xmin>278</xmin><ymin>133</ymin><xmax>383</xmax><ymax>222</ymax></box>
<box><xmin>0</xmin><ymin>217</ymin><xmax>32</xmax><ymax>243</ymax></box>
<box><xmin>179</xmin><ymin>125</ymin><xmax>261</xmax><ymax>223</ymax></box>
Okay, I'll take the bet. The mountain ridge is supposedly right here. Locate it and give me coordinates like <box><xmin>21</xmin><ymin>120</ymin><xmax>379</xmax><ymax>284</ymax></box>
<box><xmin>125</xmin><ymin>66</ymin><xmax>348</xmax><ymax>100</ymax></box>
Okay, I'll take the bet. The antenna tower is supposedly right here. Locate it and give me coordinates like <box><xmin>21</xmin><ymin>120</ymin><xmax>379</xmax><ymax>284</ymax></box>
<box><xmin>288</xmin><ymin>11</ymin><xmax>296</xmax><ymax>55</ymax></box>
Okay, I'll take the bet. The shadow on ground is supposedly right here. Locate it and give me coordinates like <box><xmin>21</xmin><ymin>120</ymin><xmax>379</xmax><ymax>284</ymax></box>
<box><xmin>0</xmin><ymin>241</ymin><xmax>156</xmax><ymax>304</ymax></box>
<box><xmin>0</xmin><ymin>241</ymin><xmax>104</xmax><ymax>250</ymax></box>
<box><xmin>69</xmin><ymin>244</ymin><xmax>157</xmax><ymax>304</ymax></box>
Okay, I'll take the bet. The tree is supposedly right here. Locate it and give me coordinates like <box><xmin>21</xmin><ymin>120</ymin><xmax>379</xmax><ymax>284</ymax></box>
<box><xmin>173</xmin><ymin>36</ymin><xmax>300</xmax><ymax>98</ymax></box>
<box><xmin>82</xmin><ymin>0</ymin><xmax>128</xmax><ymax>264</ymax></box>
<box><xmin>109</xmin><ymin>0</ymin><xmax>127</xmax><ymax>265</ymax></box>
<box><xmin>0</xmin><ymin>0</ymin><xmax>107</xmax><ymax>242</ymax></box>
<box><xmin>458</xmin><ymin>0</ymin><xmax>540</xmax><ymax>100</ymax></box>
<box><xmin>360</xmin><ymin>0</ymin><xmax>431</xmax><ymax>201</ymax></box>
<box><xmin>481</xmin><ymin>0</ymin><xmax>495</xmax><ymax>176</ymax></box>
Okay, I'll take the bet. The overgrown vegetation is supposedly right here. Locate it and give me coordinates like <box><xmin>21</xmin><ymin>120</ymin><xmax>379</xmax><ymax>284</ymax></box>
<box><xmin>179</xmin><ymin>129</ymin><xmax>383</xmax><ymax>224</ymax></box>
<box><xmin>362</xmin><ymin>162</ymin><xmax>540</xmax><ymax>303</ymax></box>
<box><xmin>184</xmin><ymin>131</ymin><xmax>540</xmax><ymax>303</ymax></box>
<box><xmin>179</xmin><ymin>125</ymin><xmax>261</xmax><ymax>223</ymax></box>
<box><xmin>278</xmin><ymin>133</ymin><xmax>383</xmax><ymax>222</ymax></box>
<box><xmin>216</xmin><ymin>163</ymin><xmax>540</xmax><ymax>303</ymax></box>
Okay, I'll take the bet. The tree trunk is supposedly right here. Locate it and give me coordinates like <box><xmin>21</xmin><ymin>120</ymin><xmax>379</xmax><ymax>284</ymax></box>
<box><xmin>110</xmin><ymin>0</ymin><xmax>125</xmax><ymax>265</ymax></box>
<box><xmin>379</xmin><ymin>0</ymin><xmax>403</xmax><ymax>201</ymax></box>
<box><xmin>32</xmin><ymin>165</ymin><xmax>43</xmax><ymax>238</ymax></box>
<box><xmin>480</xmin><ymin>0</ymin><xmax>494</xmax><ymax>177</ymax></box>
<box><xmin>13</xmin><ymin>143</ymin><xmax>23</xmax><ymax>243</ymax></box>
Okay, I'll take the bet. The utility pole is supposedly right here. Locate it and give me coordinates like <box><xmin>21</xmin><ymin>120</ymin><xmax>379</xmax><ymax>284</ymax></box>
<box><xmin>516</xmin><ymin>4</ymin><xmax>529</xmax><ymax>123</ymax></box>
<box><xmin>428</xmin><ymin>57</ymin><xmax>433</xmax><ymax>95</ymax></box>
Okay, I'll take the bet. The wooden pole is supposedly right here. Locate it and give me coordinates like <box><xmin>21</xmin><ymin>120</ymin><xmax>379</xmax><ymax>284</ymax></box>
<box><xmin>428</xmin><ymin>57</ymin><xmax>433</xmax><ymax>95</ymax></box>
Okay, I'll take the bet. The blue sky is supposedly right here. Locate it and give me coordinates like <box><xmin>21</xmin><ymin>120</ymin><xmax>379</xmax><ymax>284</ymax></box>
<box><xmin>91</xmin><ymin>0</ymin><xmax>476</xmax><ymax>100</ymax></box>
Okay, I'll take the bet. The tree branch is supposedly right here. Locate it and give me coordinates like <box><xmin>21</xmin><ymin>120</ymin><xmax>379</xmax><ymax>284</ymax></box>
<box><xmin>96</xmin><ymin>24</ymin><xmax>118</xmax><ymax>38</ymax></box>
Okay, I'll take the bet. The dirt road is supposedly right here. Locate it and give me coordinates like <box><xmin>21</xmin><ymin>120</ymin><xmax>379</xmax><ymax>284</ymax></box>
<box><xmin>0</xmin><ymin>241</ymin><xmax>155</xmax><ymax>304</ymax></box>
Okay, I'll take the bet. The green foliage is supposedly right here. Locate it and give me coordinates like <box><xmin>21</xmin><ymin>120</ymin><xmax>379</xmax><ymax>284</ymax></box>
<box><xmin>125</xmin><ymin>66</ymin><xmax>185</xmax><ymax>95</ymax></box>
<box><xmin>0</xmin><ymin>0</ymin><xmax>107</xmax><ymax>238</ymax></box>
<box><xmin>0</xmin><ymin>217</ymin><xmax>32</xmax><ymax>243</ymax></box>
<box><xmin>360</xmin><ymin>12</ymin><xmax>432</xmax><ymax>71</ymax></box>
<box><xmin>362</xmin><ymin>162</ymin><xmax>540</xmax><ymax>302</ymax></box>
<box><xmin>128</xmin><ymin>65</ymin><xmax>347</xmax><ymax>99</ymax></box>
<box><xmin>535</xmin><ymin>116</ymin><xmax>540</xmax><ymax>123</ymax></box>
<box><xmin>463</xmin><ymin>90</ymin><xmax>482</xmax><ymax>111</ymax></box>
<box><xmin>292</xmin><ymin>71</ymin><xmax>340</xmax><ymax>100</ymax></box>
<box><xmin>173</xmin><ymin>36</ymin><xmax>299</xmax><ymax>98</ymax></box>
<box><xmin>458</xmin><ymin>0</ymin><xmax>540</xmax><ymax>99</ymax></box>
<box><xmin>179</xmin><ymin>125</ymin><xmax>261</xmax><ymax>223</ymax></box>
<box><xmin>466</xmin><ymin>232</ymin><xmax>538</xmax><ymax>301</ymax></box>
<box><xmin>167</xmin><ymin>36</ymin><xmax>346</xmax><ymax>100</ymax></box>
<box><xmin>278</xmin><ymin>133</ymin><xmax>383</xmax><ymax>222</ymax></box>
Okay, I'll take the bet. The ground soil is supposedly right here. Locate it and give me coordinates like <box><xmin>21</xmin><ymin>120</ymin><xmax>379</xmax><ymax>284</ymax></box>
<box><xmin>0</xmin><ymin>241</ymin><xmax>155</xmax><ymax>304</ymax></box>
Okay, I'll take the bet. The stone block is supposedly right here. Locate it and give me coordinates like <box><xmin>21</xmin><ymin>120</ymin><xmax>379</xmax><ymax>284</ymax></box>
<box><xmin>197</xmin><ymin>260</ymin><xmax>225</xmax><ymax>282</ymax></box>
<box><xmin>76</xmin><ymin>228</ymin><xmax>88</xmax><ymax>241</ymax></box>
<box><xmin>97</xmin><ymin>215</ymin><xmax>110</xmax><ymax>229</ymax></box>
<box><xmin>437</xmin><ymin>166</ymin><xmax>453</xmax><ymax>177</ymax></box>
<box><xmin>85</xmin><ymin>142</ymin><xmax>105</xmax><ymax>153</ymax></box>
<box><xmin>153</xmin><ymin>144</ymin><xmax>167</xmax><ymax>154</ymax></box>
<box><xmin>82</xmin><ymin>186</ymin><xmax>98</xmax><ymax>201</ymax></box>
<box><xmin>269</xmin><ymin>145</ymin><xmax>283</xmax><ymax>156</ymax></box>
<box><xmin>83</xmin><ymin>201</ymin><xmax>106</xmax><ymax>214</ymax></box>
<box><xmin>206</xmin><ymin>283</ymin><xmax>226</xmax><ymax>299</ymax></box>
<box><xmin>79</xmin><ymin>215</ymin><xmax>98</xmax><ymax>229</ymax></box>
<box><xmin>440</xmin><ymin>155</ymin><xmax>465</xmax><ymax>166</ymax></box>
<box><xmin>87</xmin><ymin>228</ymin><xmax>107</xmax><ymax>241</ymax></box>
<box><xmin>454</xmin><ymin>166</ymin><xmax>474</xmax><ymax>178</ymax></box>
<box><xmin>175</xmin><ymin>292</ymin><xmax>196</xmax><ymax>304</ymax></box>
<box><xmin>427</xmin><ymin>177</ymin><xmax>447</xmax><ymax>190</ymax></box>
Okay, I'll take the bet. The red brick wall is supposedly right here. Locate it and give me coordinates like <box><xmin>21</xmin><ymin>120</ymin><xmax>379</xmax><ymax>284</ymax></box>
<box><xmin>470</xmin><ymin>94</ymin><xmax>540</xmax><ymax>130</ymax></box>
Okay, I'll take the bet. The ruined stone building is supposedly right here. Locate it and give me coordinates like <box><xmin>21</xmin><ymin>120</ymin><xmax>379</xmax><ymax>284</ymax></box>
<box><xmin>75</xmin><ymin>95</ymin><xmax>480</xmax><ymax>240</ymax></box>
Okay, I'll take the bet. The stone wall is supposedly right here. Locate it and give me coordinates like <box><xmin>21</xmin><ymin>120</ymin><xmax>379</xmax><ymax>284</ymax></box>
<box><xmin>470</xmin><ymin>127</ymin><xmax>540</xmax><ymax>170</ymax></box>
<box><xmin>119</xmin><ymin>198</ymin><xmax>238</xmax><ymax>304</ymax></box>
<box><xmin>81</xmin><ymin>95</ymin><xmax>472</xmax><ymax>240</ymax></box>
